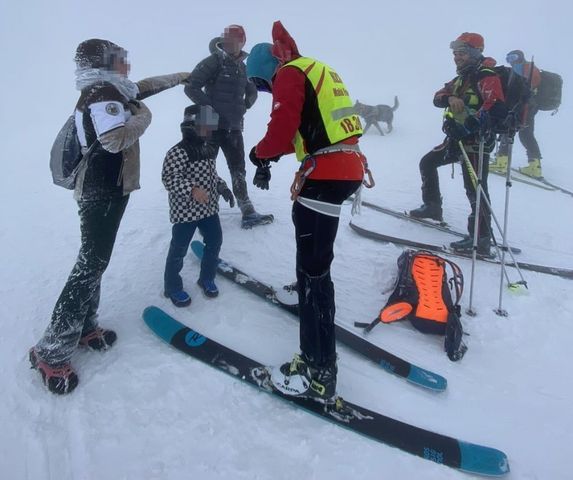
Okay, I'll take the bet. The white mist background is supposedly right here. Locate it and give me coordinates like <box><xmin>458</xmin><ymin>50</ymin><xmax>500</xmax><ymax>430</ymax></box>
<box><xmin>1</xmin><ymin>1</ymin><xmax>572</xmax><ymax>479</ymax></box>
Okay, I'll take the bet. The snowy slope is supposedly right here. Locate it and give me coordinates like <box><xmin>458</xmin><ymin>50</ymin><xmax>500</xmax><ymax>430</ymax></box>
<box><xmin>1</xmin><ymin>1</ymin><xmax>572</xmax><ymax>479</ymax></box>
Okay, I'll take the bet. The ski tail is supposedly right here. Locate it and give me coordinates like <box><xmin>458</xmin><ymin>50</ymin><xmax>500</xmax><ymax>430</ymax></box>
<box><xmin>349</xmin><ymin>221</ymin><xmax>573</xmax><ymax>280</ymax></box>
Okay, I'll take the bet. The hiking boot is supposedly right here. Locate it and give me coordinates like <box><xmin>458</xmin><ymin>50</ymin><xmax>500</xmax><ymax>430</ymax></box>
<box><xmin>241</xmin><ymin>212</ymin><xmax>274</xmax><ymax>229</ymax></box>
<box><xmin>79</xmin><ymin>327</ymin><xmax>117</xmax><ymax>351</ymax></box>
<box><xmin>450</xmin><ymin>235</ymin><xmax>491</xmax><ymax>256</ymax></box>
<box><xmin>164</xmin><ymin>290</ymin><xmax>192</xmax><ymax>307</ymax></box>
<box><xmin>409</xmin><ymin>202</ymin><xmax>443</xmax><ymax>222</ymax></box>
<box><xmin>29</xmin><ymin>348</ymin><xmax>79</xmax><ymax>395</ymax></box>
<box><xmin>490</xmin><ymin>155</ymin><xmax>508</xmax><ymax>174</ymax></box>
<box><xmin>197</xmin><ymin>278</ymin><xmax>219</xmax><ymax>298</ymax></box>
<box><xmin>270</xmin><ymin>353</ymin><xmax>337</xmax><ymax>402</ymax></box>
<box><xmin>519</xmin><ymin>159</ymin><xmax>542</xmax><ymax>179</ymax></box>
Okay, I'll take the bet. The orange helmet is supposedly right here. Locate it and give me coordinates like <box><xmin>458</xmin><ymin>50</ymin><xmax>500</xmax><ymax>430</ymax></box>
<box><xmin>450</xmin><ymin>32</ymin><xmax>484</xmax><ymax>52</ymax></box>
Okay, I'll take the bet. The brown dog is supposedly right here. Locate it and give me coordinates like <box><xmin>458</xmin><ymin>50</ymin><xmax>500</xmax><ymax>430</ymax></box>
<box><xmin>354</xmin><ymin>96</ymin><xmax>399</xmax><ymax>135</ymax></box>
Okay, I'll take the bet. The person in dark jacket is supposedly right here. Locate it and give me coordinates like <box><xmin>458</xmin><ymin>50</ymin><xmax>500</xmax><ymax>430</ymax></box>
<box><xmin>185</xmin><ymin>25</ymin><xmax>273</xmax><ymax>229</ymax></box>
<box><xmin>162</xmin><ymin>105</ymin><xmax>234</xmax><ymax>307</ymax></box>
<box><xmin>408</xmin><ymin>33</ymin><xmax>506</xmax><ymax>255</ymax></box>
<box><xmin>492</xmin><ymin>49</ymin><xmax>543</xmax><ymax>178</ymax></box>
<box><xmin>246</xmin><ymin>22</ymin><xmax>372</xmax><ymax>402</ymax></box>
<box><xmin>30</xmin><ymin>39</ymin><xmax>190</xmax><ymax>395</ymax></box>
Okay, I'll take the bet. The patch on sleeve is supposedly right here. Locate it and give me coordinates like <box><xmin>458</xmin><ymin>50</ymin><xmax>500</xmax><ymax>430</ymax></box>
<box><xmin>89</xmin><ymin>101</ymin><xmax>126</xmax><ymax>136</ymax></box>
<box><xmin>273</xmin><ymin>101</ymin><xmax>281</xmax><ymax>111</ymax></box>
<box><xmin>105</xmin><ymin>103</ymin><xmax>121</xmax><ymax>116</ymax></box>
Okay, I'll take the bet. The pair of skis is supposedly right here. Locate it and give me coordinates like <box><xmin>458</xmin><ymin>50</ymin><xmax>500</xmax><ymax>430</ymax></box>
<box><xmin>356</xmin><ymin>201</ymin><xmax>573</xmax><ymax>280</ymax></box>
<box><xmin>142</xmin><ymin>241</ymin><xmax>510</xmax><ymax>476</ymax></box>
<box><xmin>143</xmin><ymin>306</ymin><xmax>510</xmax><ymax>477</ymax></box>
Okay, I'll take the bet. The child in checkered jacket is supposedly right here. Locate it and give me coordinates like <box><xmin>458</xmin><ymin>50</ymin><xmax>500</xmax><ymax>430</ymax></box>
<box><xmin>162</xmin><ymin>105</ymin><xmax>234</xmax><ymax>307</ymax></box>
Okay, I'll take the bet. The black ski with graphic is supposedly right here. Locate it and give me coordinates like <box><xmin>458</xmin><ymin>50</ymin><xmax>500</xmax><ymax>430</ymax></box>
<box><xmin>143</xmin><ymin>306</ymin><xmax>510</xmax><ymax>477</ymax></box>
<box><xmin>349</xmin><ymin>221</ymin><xmax>573</xmax><ymax>280</ymax></box>
<box><xmin>190</xmin><ymin>241</ymin><xmax>447</xmax><ymax>392</ymax></box>
<box><xmin>360</xmin><ymin>200</ymin><xmax>522</xmax><ymax>253</ymax></box>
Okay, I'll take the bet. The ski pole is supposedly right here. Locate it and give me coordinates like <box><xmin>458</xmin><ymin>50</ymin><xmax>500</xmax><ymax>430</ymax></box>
<box><xmin>457</xmin><ymin>141</ymin><xmax>528</xmax><ymax>287</ymax></box>
<box><xmin>466</xmin><ymin>137</ymin><xmax>485</xmax><ymax>316</ymax></box>
<box><xmin>494</xmin><ymin>120</ymin><xmax>528</xmax><ymax>316</ymax></box>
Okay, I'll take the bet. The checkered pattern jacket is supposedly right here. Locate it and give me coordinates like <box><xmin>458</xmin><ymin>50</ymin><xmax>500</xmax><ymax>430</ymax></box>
<box><xmin>162</xmin><ymin>140</ymin><xmax>228</xmax><ymax>223</ymax></box>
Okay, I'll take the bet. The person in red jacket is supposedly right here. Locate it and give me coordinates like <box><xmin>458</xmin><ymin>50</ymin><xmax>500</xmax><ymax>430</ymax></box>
<box><xmin>246</xmin><ymin>21</ymin><xmax>372</xmax><ymax>402</ymax></box>
<box><xmin>491</xmin><ymin>50</ymin><xmax>543</xmax><ymax>178</ymax></box>
<box><xmin>409</xmin><ymin>33</ymin><xmax>506</xmax><ymax>255</ymax></box>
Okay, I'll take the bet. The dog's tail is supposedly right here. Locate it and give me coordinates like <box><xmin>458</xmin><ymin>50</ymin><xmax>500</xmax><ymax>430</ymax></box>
<box><xmin>392</xmin><ymin>96</ymin><xmax>399</xmax><ymax>111</ymax></box>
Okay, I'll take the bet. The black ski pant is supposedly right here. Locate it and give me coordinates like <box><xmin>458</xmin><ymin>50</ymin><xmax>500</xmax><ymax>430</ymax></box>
<box><xmin>418</xmin><ymin>140</ymin><xmax>492</xmax><ymax>238</ymax></box>
<box><xmin>293</xmin><ymin>180</ymin><xmax>361</xmax><ymax>369</ymax></box>
<box><xmin>212</xmin><ymin>129</ymin><xmax>255</xmax><ymax>216</ymax></box>
<box><xmin>498</xmin><ymin>106</ymin><xmax>541</xmax><ymax>160</ymax></box>
<box><xmin>35</xmin><ymin>196</ymin><xmax>129</xmax><ymax>365</ymax></box>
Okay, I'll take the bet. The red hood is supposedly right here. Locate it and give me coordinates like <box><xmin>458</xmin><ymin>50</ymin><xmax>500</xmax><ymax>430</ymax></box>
<box><xmin>271</xmin><ymin>21</ymin><xmax>301</xmax><ymax>65</ymax></box>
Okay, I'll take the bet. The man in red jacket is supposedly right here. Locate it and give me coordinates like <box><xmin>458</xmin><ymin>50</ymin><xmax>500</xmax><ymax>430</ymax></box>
<box><xmin>246</xmin><ymin>21</ymin><xmax>371</xmax><ymax>402</ymax></box>
<box><xmin>409</xmin><ymin>33</ymin><xmax>506</xmax><ymax>255</ymax></box>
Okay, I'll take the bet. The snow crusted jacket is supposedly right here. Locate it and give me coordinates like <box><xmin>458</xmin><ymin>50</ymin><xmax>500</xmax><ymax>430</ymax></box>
<box><xmin>162</xmin><ymin>135</ymin><xmax>229</xmax><ymax>223</ymax></box>
<box><xmin>74</xmin><ymin>72</ymin><xmax>189</xmax><ymax>201</ymax></box>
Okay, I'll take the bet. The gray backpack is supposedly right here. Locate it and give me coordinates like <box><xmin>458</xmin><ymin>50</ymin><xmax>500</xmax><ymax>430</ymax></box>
<box><xmin>50</xmin><ymin>115</ymin><xmax>97</xmax><ymax>189</ymax></box>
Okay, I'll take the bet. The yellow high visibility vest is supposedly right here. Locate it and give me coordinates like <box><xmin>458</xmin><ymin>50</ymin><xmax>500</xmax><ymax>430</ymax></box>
<box><xmin>284</xmin><ymin>57</ymin><xmax>362</xmax><ymax>161</ymax></box>
<box><xmin>448</xmin><ymin>68</ymin><xmax>495</xmax><ymax>123</ymax></box>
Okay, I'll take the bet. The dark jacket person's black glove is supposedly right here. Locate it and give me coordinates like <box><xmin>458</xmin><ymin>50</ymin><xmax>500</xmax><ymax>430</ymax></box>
<box><xmin>217</xmin><ymin>183</ymin><xmax>235</xmax><ymax>207</ymax></box>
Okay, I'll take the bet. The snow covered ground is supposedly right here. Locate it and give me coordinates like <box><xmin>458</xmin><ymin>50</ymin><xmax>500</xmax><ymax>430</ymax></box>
<box><xmin>1</xmin><ymin>1</ymin><xmax>572</xmax><ymax>479</ymax></box>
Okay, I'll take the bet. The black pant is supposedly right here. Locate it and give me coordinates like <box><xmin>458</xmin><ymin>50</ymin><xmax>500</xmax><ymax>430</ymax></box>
<box><xmin>419</xmin><ymin>140</ymin><xmax>491</xmax><ymax>237</ymax></box>
<box><xmin>35</xmin><ymin>196</ymin><xmax>129</xmax><ymax>365</ymax></box>
<box><xmin>212</xmin><ymin>130</ymin><xmax>254</xmax><ymax>216</ymax></box>
<box><xmin>498</xmin><ymin>105</ymin><xmax>541</xmax><ymax>160</ymax></box>
<box><xmin>293</xmin><ymin>180</ymin><xmax>361</xmax><ymax>368</ymax></box>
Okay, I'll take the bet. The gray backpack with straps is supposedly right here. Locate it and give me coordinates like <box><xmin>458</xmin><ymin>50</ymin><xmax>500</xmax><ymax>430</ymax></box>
<box><xmin>50</xmin><ymin>115</ymin><xmax>97</xmax><ymax>189</ymax></box>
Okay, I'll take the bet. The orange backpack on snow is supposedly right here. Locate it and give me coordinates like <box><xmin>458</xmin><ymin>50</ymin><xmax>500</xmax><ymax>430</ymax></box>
<box><xmin>357</xmin><ymin>250</ymin><xmax>467</xmax><ymax>361</ymax></box>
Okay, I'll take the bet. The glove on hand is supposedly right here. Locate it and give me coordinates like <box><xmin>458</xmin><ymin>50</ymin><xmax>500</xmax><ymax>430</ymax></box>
<box><xmin>253</xmin><ymin>164</ymin><xmax>271</xmax><ymax>190</ymax></box>
<box><xmin>443</xmin><ymin>117</ymin><xmax>471</xmax><ymax>141</ymax></box>
<box><xmin>217</xmin><ymin>183</ymin><xmax>235</xmax><ymax>207</ymax></box>
<box><xmin>465</xmin><ymin>110</ymin><xmax>490</xmax><ymax>135</ymax></box>
<box><xmin>249</xmin><ymin>146</ymin><xmax>281</xmax><ymax>168</ymax></box>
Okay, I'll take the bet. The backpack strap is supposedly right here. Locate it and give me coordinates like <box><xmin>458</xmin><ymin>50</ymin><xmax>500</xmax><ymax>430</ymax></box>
<box><xmin>443</xmin><ymin>257</ymin><xmax>464</xmax><ymax>306</ymax></box>
<box><xmin>440</xmin><ymin>257</ymin><xmax>467</xmax><ymax>361</ymax></box>
<box><xmin>444</xmin><ymin>307</ymin><xmax>468</xmax><ymax>361</ymax></box>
